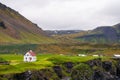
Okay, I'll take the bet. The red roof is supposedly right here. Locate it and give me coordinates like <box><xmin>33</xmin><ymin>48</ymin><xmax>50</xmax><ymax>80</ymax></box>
<box><xmin>28</xmin><ymin>50</ymin><xmax>36</xmax><ymax>56</ymax></box>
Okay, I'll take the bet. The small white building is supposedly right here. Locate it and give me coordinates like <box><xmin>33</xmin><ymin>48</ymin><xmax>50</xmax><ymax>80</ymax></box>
<box><xmin>78</xmin><ymin>54</ymin><xmax>86</xmax><ymax>57</ymax></box>
<box><xmin>113</xmin><ymin>54</ymin><xmax>120</xmax><ymax>58</ymax></box>
<box><xmin>92</xmin><ymin>55</ymin><xmax>99</xmax><ymax>57</ymax></box>
<box><xmin>24</xmin><ymin>50</ymin><xmax>37</xmax><ymax>62</ymax></box>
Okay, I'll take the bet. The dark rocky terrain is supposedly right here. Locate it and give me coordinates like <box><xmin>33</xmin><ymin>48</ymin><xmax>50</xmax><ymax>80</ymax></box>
<box><xmin>1</xmin><ymin>58</ymin><xmax>120</xmax><ymax>80</ymax></box>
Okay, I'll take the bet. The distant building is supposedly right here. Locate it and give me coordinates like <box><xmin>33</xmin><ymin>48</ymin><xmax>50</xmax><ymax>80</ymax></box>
<box><xmin>113</xmin><ymin>54</ymin><xmax>120</xmax><ymax>58</ymax></box>
<box><xmin>92</xmin><ymin>55</ymin><xmax>99</xmax><ymax>57</ymax></box>
<box><xmin>24</xmin><ymin>50</ymin><xmax>37</xmax><ymax>62</ymax></box>
<box><xmin>78</xmin><ymin>54</ymin><xmax>86</xmax><ymax>56</ymax></box>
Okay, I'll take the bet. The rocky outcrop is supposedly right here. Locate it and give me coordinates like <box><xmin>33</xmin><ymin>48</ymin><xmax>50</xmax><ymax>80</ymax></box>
<box><xmin>64</xmin><ymin>62</ymin><xmax>74</xmax><ymax>73</ymax></box>
<box><xmin>53</xmin><ymin>66</ymin><xmax>63</xmax><ymax>79</ymax></box>
<box><xmin>0</xmin><ymin>21</ymin><xmax>6</xmax><ymax>29</ymax></box>
<box><xmin>1</xmin><ymin>59</ymin><xmax>120</xmax><ymax>80</ymax></box>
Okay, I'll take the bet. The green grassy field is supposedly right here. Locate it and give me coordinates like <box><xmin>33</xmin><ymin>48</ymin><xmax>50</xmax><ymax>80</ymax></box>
<box><xmin>0</xmin><ymin>54</ymin><xmax>101</xmax><ymax>75</ymax></box>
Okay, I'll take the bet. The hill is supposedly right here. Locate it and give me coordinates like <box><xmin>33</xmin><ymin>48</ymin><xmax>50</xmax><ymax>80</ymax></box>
<box><xmin>75</xmin><ymin>26</ymin><xmax>116</xmax><ymax>43</ymax></box>
<box><xmin>74</xmin><ymin>24</ymin><xmax>120</xmax><ymax>44</ymax></box>
<box><xmin>52</xmin><ymin>23</ymin><xmax>120</xmax><ymax>44</ymax></box>
<box><xmin>0</xmin><ymin>3</ymin><xmax>55</xmax><ymax>44</ymax></box>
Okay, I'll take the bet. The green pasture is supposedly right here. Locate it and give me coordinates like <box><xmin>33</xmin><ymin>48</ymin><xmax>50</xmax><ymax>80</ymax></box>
<box><xmin>0</xmin><ymin>54</ymin><xmax>105</xmax><ymax>75</ymax></box>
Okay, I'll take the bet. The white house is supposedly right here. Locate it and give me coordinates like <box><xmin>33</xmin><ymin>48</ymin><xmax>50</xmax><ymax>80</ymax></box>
<box><xmin>24</xmin><ymin>50</ymin><xmax>37</xmax><ymax>62</ymax></box>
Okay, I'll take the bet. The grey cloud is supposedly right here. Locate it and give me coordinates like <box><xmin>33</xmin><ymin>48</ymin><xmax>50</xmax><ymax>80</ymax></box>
<box><xmin>101</xmin><ymin>1</ymin><xmax>120</xmax><ymax>17</ymax></box>
<box><xmin>1</xmin><ymin>0</ymin><xmax>120</xmax><ymax>30</ymax></box>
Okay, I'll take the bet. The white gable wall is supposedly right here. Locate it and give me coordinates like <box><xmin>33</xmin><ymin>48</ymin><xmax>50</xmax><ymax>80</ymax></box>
<box><xmin>24</xmin><ymin>52</ymin><xmax>37</xmax><ymax>62</ymax></box>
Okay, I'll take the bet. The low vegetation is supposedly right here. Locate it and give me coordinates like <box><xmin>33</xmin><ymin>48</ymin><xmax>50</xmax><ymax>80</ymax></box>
<box><xmin>0</xmin><ymin>54</ymin><xmax>99</xmax><ymax>75</ymax></box>
<box><xmin>0</xmin><ymin>43</ymin><xmax>120</xmax><ymax>56</ymax></box>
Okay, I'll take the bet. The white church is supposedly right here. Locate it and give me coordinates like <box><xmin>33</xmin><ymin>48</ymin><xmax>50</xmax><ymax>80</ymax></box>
<box><xmin>24</xmin><ymin>50</ymin><xmax>37</xmax><ymax>62</ymax></box>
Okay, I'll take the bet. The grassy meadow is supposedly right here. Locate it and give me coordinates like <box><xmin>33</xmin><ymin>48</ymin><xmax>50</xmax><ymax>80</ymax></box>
<box><xmin>0</xmin><ymin>54</ymin><xmax>100</xmax><ymax>75</ymax></box>
<box><xmin>0</xmin><ymin>43</ymin><xmax>119</xmax><ymax>75</ymax></box>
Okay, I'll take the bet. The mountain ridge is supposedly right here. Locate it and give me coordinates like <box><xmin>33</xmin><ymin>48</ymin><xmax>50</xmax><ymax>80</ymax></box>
<box><xmin>74</xmin><ymin>23</ymin><xmax>120</xmax><ymax>43</ymax></box>
<box><xmin>50</xmin><ymin>23</ymin><xmax>120</xmax><ymax>44</ymax></box>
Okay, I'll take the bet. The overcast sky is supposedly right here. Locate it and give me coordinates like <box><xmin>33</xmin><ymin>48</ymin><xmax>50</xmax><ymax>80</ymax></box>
<box><xmin>1</xmin><ymin>0</ymin><xmax>120</xmax><ymax>30</ymax></box>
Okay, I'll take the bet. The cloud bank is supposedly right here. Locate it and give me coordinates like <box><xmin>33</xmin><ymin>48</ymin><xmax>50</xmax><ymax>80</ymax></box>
<box><xmin>1</xmin><ymin>0</ymin><xmax>120</xmax><ymax>30</ymax></box>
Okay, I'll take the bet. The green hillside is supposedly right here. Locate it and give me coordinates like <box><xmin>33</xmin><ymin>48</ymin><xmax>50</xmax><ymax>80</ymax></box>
<box><xmin>0</xmin><ymin>3</ymin><xmax>56</xmax><ymax>44</ymax></box>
